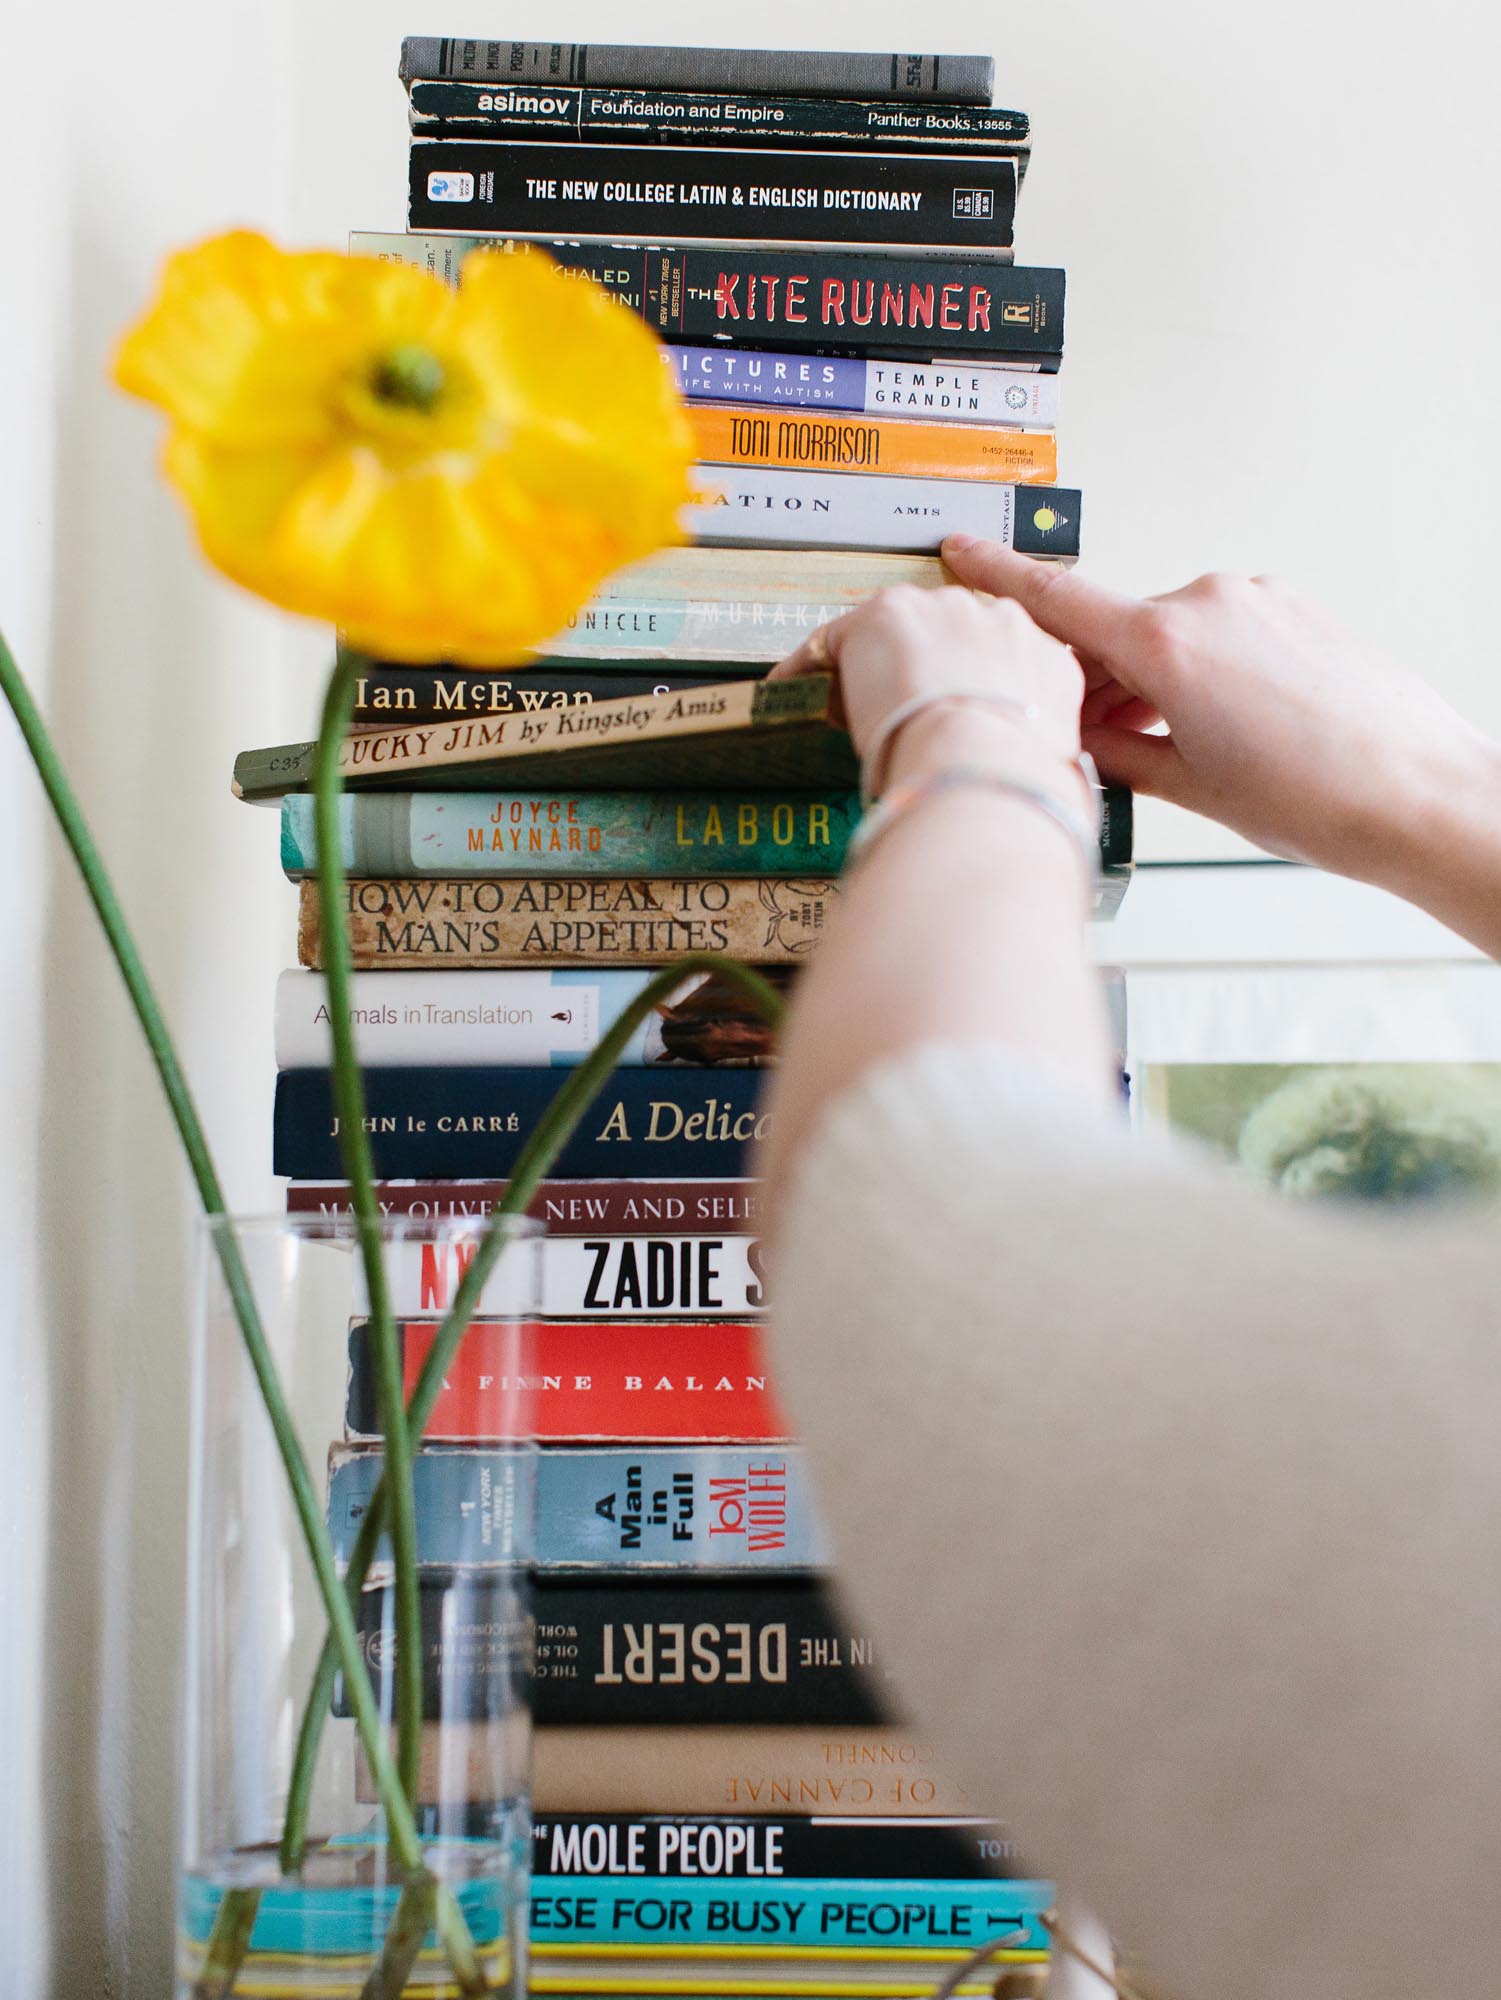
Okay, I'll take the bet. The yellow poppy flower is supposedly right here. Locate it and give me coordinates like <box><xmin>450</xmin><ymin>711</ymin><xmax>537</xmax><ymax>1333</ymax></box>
<box><xmin>113</xmin><ymin>230</ymin><xmax>695</xmax><ymax>663</ymax></box>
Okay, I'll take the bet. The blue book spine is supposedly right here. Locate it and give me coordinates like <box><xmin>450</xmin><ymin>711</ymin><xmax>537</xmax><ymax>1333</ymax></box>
<box><xmin>666</xmin><ymin>347</ymin><xmax>1061</xmax><ymax>426</ymax></box>
<box><xmin>328</xmin><ymin>1447</ymin><xmax>829</xmax><ymax>1570</ymax></box>
<box><xmin>530</xmin><ymin>1877</ymin><xmax>1054</xmax><ymax>1951</ymax></box>
<box><xmin>273</xmin><ymin>1065</ymin><xmax>768</xmax><ymax>1180</ymax></box>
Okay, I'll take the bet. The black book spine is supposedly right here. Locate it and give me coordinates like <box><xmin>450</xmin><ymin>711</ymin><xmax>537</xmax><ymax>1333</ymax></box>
<box><xmin>349</xmin><ymin>663</ymin><xmax>764</xmax><ymax>727</ymax></box>
<box><xmin>531</xmin><ymin>1813</ymin><xmax>1022</xmax><ymax>1880</ymax></box>
<box><xmin>272</xmin><ymin>1065</ymin><xmax>768</xmax><ymax>1180</ymax></box>
<box><xmin>408</xmin><ymin>141</ymin><xmax>1017</xmax><ymax>252</ymax></box>
<box><xmin>454</xmin><ymin>241</ymin><xmax>1064</xmax><ymax>365</ymax></box>
<box><xmin>408</xmin><ymin>82</ymin><xmax>1029</xmax><ymax>155</ymax></box>
<box><xmin>336</xmin><ymin>1574</ymin><xmax>896</xmax><ymax>1725</ymax></box>
<box><xmin>398</xmin><ymin>41</ymin><xmax>996</xmax><ymax>105</ymax></box>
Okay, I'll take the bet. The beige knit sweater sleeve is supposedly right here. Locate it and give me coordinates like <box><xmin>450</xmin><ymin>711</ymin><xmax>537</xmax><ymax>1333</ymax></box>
<box><xmin>770</xmin><ymin>1041</ymin><xmax>1501</xmax><ymax>2000</ymax></box>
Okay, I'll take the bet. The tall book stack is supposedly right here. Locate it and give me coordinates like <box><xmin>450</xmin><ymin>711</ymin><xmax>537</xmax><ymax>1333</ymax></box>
<box><xmin>242</xmin><ymin>34</ymin><xmax>1133</xmax><ymax>2000</ymax></box>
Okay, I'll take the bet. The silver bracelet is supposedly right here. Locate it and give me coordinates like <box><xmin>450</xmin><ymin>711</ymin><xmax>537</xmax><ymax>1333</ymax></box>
<box><xmin>844</xmin><ymin>759</ymin><xmax>1103</xmax><ymax>879</ymax></box>
<box><xmin>859</xmin><ymin>689</ymin><xmax>1040</xmax><ymax>808</ymax></box>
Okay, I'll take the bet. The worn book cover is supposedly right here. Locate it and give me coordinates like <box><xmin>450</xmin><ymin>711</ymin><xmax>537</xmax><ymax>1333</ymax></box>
<box><xmin>408</xmin><ymin>139</ymin><xmax>1017</xmax><ymax>252</ymax></box>
<box><xmin>397</xmin><ymin>42</ymin><xmax>997</xmax><ymax>105</ymax></box>
<box><xmin>233</xmin><ymin>673</ymin><xmax>854</xmax><ymax>802</ymax></box>
<box><xmin>296</xmin><ymin>876</ymin><xmax>839</xmax><ymax>967</ymax></box>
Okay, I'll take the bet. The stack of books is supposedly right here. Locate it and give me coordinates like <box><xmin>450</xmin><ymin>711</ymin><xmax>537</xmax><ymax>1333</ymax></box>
<box><xmin>240</xmin><ymin>32</ymin><xmax>1134</xmax><ymax>2000</ymax></box>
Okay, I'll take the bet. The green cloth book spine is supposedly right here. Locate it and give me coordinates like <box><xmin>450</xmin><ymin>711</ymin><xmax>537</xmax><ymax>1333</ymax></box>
<box><xmin>280</xmin><ymin>790</ymin><xmax>860</xmax><ymax>878</ymax></box>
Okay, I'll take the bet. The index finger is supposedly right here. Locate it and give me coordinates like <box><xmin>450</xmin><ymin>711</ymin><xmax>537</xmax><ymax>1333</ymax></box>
<box><xmin>941</xmin><ymin>535</ymin><xmax>1145</xmax><ymax>662</ymax></box>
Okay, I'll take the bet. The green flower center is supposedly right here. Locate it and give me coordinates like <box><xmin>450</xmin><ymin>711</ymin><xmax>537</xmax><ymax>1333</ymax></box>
<box><xmin>369</xmin><ymin>344</ymin><xmax>448</xmax><ymax>413</ymax></box>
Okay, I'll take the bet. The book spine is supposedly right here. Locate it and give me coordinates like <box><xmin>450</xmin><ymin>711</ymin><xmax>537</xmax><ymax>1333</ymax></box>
<box><xmin>337</xmin><ymin>1576</ymin><xmax>889</xmax><ymax>1725</ymax></box>
<box><xmin>328</xmin><ymin>1444</ymin><xmax>829</xmax><ymax>1569</ymax></box>
<box><xmin>408</xmin><ymin>82</ymin><xmax>1029</xmax><ymax>153</ymax></box>
<box><xmin>349</xmin><ymin>662</ymin><xmax>763</xmax><ymax>726</ymax></box>
<box><xmin>408</xmin><ymin>141</ymin><xmax>1017</xmax><ymax>253</ymax></box>
<box><xmin>360</xmin><ymin>1724</ymin><xmax>977</xmax><ymax>1812</ymax></box>
<box><xmin>272</xmin><ymin>1065</ymin><xmax>770</xmax><ymax>1180</ymax></box>
<box><xmin>669</xmin><ymin>350</ymin><xmax>1061</xmax><ymax>426</ymax></box>
<box><xmin>692</xmin><ymin>407</ymin><xmax>1057</xmax><ymax>481</ymax></box>
<box><xmin>285</xmin><ymin>1178</ymin><xmax>763</xmax><ymax>1233</ymax></box>
<box><xmin>347</xmin><ymin>1230</ymin><xmax>769</xmax><ymax>1317</ymax></box>
<box><xmin>344</xmin><ymin>1319</ymin><xmax>788</xmax><ymax>1443</ymax></box>
<box><xmin>531</xmin><ymin>1814</ymin><xmax>1020</xmax><ymax>1880</ymax></box>
<box><xmin>691</xmin><ymin>472</ymin><xmax>1081</xmax><ymax>557</ymax></box>
<box><xmin>530</xmin><ymin>1877</ymin><xmax>1053</xmax><ymax>1951</ymax></box>
<box><xmin>397</xmin><ymin>42</ymin><xmax>997</xmax><ymax>105</ymax></box>
<box><xmin>273</xmin><ymin>966</ymin><xmax>784</xmax><ymax>1068</ymax></box>
<box><xmin>295</xmin><ymin>876</ymin><xmax>838</xmax><ymax>967</ymax></box>
<box><xmin>281</xmin><ymin>791</ymin><xmax>857</xmax><ymax>878</ymax></box>
<box><xmin>351</xmin><ymin>236</ymin><xmax>1066</xmax><ymax>364</ymax></box>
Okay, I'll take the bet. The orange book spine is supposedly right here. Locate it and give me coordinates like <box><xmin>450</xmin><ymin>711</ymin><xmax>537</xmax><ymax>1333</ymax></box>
<box><xmin>691</xmin><ymin>406</ymin><xmax>1057</xmax><ymax>484</ymax></box>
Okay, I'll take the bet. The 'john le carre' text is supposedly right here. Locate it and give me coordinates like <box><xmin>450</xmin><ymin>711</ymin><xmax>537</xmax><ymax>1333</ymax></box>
<box><xmin>331</xmin><ymin>1094</ymin><xmax>774</xmax><ymax>1144</ymax></box>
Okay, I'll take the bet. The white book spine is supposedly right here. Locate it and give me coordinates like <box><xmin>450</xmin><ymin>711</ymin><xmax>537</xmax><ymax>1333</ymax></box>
<box><xmin>274</xmin><ymin>968</ymin><xmax>684</xmax><ymax>1068</ymax></box>
<box><xmin>689</xmin><ymin>467</ymin><xmax>1078</xmax><ymax>556</ymax></box>
<box><xmin>356</xmin><ymin>1233</ymin><xmax>767</xmax><ymax>1318</ymax></box>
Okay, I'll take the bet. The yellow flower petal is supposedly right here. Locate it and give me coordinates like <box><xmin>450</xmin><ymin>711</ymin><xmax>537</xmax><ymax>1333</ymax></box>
<box><xmin>119</xmin><ymin>233</ymin><xmax>697</xmax><ymax>658</ymax></box>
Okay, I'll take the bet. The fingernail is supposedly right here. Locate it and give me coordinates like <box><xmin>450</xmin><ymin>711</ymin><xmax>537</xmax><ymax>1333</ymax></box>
<box><xmin>942</xmin><ymin>532</ymin><xmax>976</xmax><ymax>552</ymax></box>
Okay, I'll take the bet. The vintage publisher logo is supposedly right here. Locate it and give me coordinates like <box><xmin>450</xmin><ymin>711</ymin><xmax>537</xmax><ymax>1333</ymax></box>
<box><xmin>1004</xmin><ymin>384</ymin><xmax>1031</xmax><ymax>411</ymax></box>
<box><xmin>427</xmin><ymin>170</ymin><xmax>476</xmax><ymax>202</ymax></box>
<box><xmin>952</xmin><ymin>188</ymin><xmax>995</xmax><ymax>220</ymax></box>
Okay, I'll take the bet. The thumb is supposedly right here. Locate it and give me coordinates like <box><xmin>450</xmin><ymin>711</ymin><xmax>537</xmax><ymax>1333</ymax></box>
<box><xmin>943</xmin><ymin>535</ymin><xmax>1144</xmax><ymax>668</ymax></box>
<box><xmin>1082</xmin><ymin>723</ymin><xmax>1196</xmax><ymax>808</ymax></box>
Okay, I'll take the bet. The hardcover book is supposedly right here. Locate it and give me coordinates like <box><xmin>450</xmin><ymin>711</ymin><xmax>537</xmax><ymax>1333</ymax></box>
<box><xmin>273</xmin><ymin>965</ymin><xmax>787</xmax><ymax>1068</ymax></box>
<box><xmin>335</xmin><ymin>1574</ymin><xmax>891</xmax><ymax>1725</ymax></box>
<box><xmin>408</xmin><ymin>140</ymin><xmax>1018</xmax><ymax>253</ymax></box>
<box><xmin>232</xmin><ymin>674</ymin><xmax>856</xmax><ymax>801</ymax></box>
<box><xmin>295</xmin><ymin>875</ymin><xmax>840</xmax><ymax>967</ymax></box>
<box><xmin>344</xmin><ymin>1318</ymin><xmax>789</xmax><ymax>1442</ymax></box>
<box><xmin>285</xmin><ymin>1178</ymin><xmax>763</xmax><ymax>1231</ymax></box>
<box><xmin>352</xmin><ymin>234</ymin><xmax>1066</xmax><ymax>366</ymax></box>
<box><xmin>272</xmin><ymin>1064</ymin><xmax>772</xmax><ymax>1180</ymax></box>
<box><xmin>397</xmin><ymin>42</ymin><xmax>998</xmax><ymax>105</ymax></box>
<box><xmin>531</xmin><ymin>1813</ymin><xmax>1019</xmax><ymax>1880</ymax></box>
<box><xmin>668</xmin><ymin>349</ymin><xmax>1061</xmax><ymax>425</ymax></box>
<box><xmin>689</xmin><ymin>406</ymin><xmax>1057</xmax><ymax>483</ymax></box>
<box><xmin>689</xmin><ymin>472</ymin><xmax>1080</xmax><ymax>557</ymax></box>
<box><xmin>408</xmin><ymin>81</ymin><xmax>1030</xmax><ymax>154</ymax></box>
<box><xmin>347</xmin><ymin>661</ymin><xmax>764</xmax><ymax>727</ymax></box>
<box><xmin>327</xmin><ymin>1444</ymin><xmax>828</xmax><ymax>1569</ymax></box>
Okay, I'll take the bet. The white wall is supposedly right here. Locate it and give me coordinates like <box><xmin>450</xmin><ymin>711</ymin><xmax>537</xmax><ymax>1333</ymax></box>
<box><xmin>3</xmin><ymin>1</ymin><xmax>1500</xmax><ymax>1991</ymax></box>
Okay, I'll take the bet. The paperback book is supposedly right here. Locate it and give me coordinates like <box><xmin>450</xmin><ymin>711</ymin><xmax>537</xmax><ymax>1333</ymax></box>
<box><xmin>286</xmin><ymin>1178</ymin><xmax>763</xmax><ymax>1230</ymax></box>
<box><xmin>273</xmin><ymin>1064</ymin><xmax>772</xmax><ymax>1181</ymax></box>
<box><xmin>273</xmin><ymin>965</ymin><xmax>787</xmax><ymax>1068</ymax></box>
<box><xmin>667</xmin><ymin>348</ymin><xmax>1060</xmax><ymax>423</ymax></box>
<box><xmin>689</xmin><ymin>406</ymin><xmax>1057</xmax><ymax>482</ymax></box>
<box><xmin>408</xmin><ymin>81</ymin><xmax>1030</xmax><ymax>154</ymax></box>
<box><xmin>532</xmin><ymin>1815</ymin><xmax>1020</xmax><ymax>1880</ymax></box>
<box><xmin>336</xmin><ymin>1575</ymin><xmax>889</xmax><ymax>1724</ymax></box>
<box><xmin>346</xmin><ymin>662</ymin><xmax>765</xmax><ymax>727</ymax></box>
<box><xmin>408</xmin><ymin>140</ymin><xmax>1018</xmax><ymax>253</ymax></box>
<box><xmin>352</xmin><ymin>234</ymin><xmax>1066</xmax><ymax>365</ymax></box>
<box><xmin>689</xmin><ymin>472</ymin><xmax>1080</xmax><ymax>556</ymax></box>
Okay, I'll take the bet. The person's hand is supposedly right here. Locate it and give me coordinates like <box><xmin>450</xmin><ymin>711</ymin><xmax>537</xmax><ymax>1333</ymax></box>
<box><xmin>940</xmin><ymin>533</ymin><xmax>1500</xmax><ymax>889</ymax></box>
<box><xmin>770</xmin><ymin>584</ymin><xmax>1086</xmax><ymax>799</ymax></box>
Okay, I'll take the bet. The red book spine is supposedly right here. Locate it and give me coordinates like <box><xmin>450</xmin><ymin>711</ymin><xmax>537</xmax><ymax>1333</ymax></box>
<box><xmin>394</xmin><ymin>1320</ymin><xmax>790</xmax><ymax>1442</ymax></box>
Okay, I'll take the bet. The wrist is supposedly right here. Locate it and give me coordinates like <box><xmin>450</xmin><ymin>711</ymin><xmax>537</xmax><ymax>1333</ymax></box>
<box><xmin>883</xmin><ymin>702</ymin><xmax>1089</xmax><ymax>808</ymax></box>
<box><xmin>1370</xmin><ymin>727</ymin><xmax>1501</xmax><ymax>938</ymax></box>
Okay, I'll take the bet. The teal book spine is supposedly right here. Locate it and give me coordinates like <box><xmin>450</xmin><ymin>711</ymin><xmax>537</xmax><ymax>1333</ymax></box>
<box><xmin>280</xmin><ymin>790</ymin><xmax>859</xmax><ymax>880</ymax></box>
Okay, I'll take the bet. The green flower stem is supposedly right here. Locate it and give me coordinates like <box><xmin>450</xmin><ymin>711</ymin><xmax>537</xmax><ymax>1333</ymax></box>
<box><xmin>313</xmin><ymin>650</ymin><xmax>424</xmax><ymax>1810</ymax></box>
<box><xmin>0</xmin><ymin>637</ymin><xmax>428</xmax><ymax>1892</ymax></box>
<box><xmin>278</xmin><ymin>954</ymin><xmax>787</xmax><ymax>1870</ymax></box>
<box><xmin>359</xmin><ymin>1877</ymin><xmax>436</xmax><ymax>2000</ymax></box>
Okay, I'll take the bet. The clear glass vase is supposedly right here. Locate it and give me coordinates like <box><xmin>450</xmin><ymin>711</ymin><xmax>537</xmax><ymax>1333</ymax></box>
<box><xmin>176</xmin><ymin>1212</ymin><xmax>540</xmax><ymax>2000</ymax></box>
